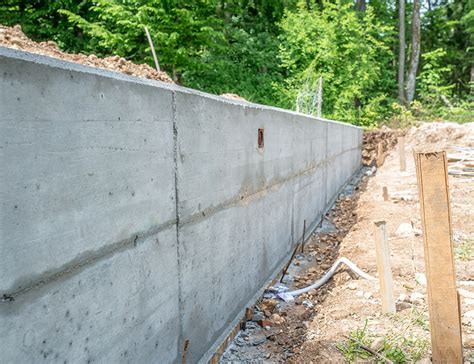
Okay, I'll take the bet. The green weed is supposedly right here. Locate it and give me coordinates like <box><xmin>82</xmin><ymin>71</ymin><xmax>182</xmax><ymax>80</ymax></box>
<box><xmin>337</xmin><ymin>319</ymin><xmax>372</xmax><ymax>362</ymax></box>
<box><xmin>337</xmin><ymin>319</ymin><xmax>429</xmax><ymax>363</ymax></box>
<box><xmin>455</xmin><ymin>239</ymin><xmax>473</xmax><ymax>261</ymax></box>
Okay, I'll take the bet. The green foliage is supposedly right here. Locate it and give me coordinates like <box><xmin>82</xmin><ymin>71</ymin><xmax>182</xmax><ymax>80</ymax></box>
<box><xmin>422</xmin><ymin>0</ymin><xmax>472</xmax><ymax>98</ymax></box>
<box><xmin>388</xmin><ymin>99</ymin><xmax>473</xmax><ymax>127</ymax></box>
<box><xmin>277</xmin><ymin>0</ymin><xmax>396</xmax><ymax>126</ymax></box>
<box><xmin>0</xmin><ymin>0</ymin><xmax>471</xmax><ymax>125</ymax></box>
<box><xmin>337</xmin><ymin>319</ymin><xmax>372</xmax><ymax>361</ymax></box>
<box><xmin>418</xmin><ymin>48</ymin><xmax>454</xmax><ymax>103</ymax></box>
<box><xmin>462</xmin><ymin>0</ymin><xmax>474</xmax><ymax>44</ymax></box>
<box><xmin>439</xmin><ymin>102</ymin><xmax>474</xmax><ymax>124</ymax></box>
<box><xmin>59</xmin><ymin>0</ymin><xmax>222</xmax><ymax>80</ymax></box>
<box><xmin>0</xmin><ymin>0</ymin><xmax>93</xmax><ymax>52</ymax></box>
<box><xmin>387</xmin><ymin>102</ymin><xmax>420</xmax><ymax>129</ymax></box>
<box><xmin>58</xmin><ymin>0</ymin><xmax>289</xmax><ymax>105</ymax></box>
<box><xmin>181</xmin><ymin>1</ymin><xmax>288</xmax><ymax>106</ymax></box>
<box><xmin>455</xmin><ymin>239</ymin><xmax>474</xmax><ymax>260</ymax></box>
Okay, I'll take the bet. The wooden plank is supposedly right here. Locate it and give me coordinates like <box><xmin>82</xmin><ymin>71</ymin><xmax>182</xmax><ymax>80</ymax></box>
<box><xmin>382</xmin><ymin>186</ymin><xmax>389</xmax><ymax>201</ymax></box>
<box><xmin>414</xmin><ymin>151</ymin><xmax>462</xmax><ymax>363</ymax></box>
<box><xmin>245</xmin><ymin>307</ymin><xmax>253</xmax><ymax>322</ymax></box>
<box><xmin>209</xmin><ymin>324</ymin><xmax>241</xmax><ymax>364</ymax></box>
<box><xmin>377</xmin><ymin>142</ymin><xmax>384</xmax><ymax>167</ymax></box>
<box><xmin>374</xmin><ymin>221</ymin><xmax>396</xmax><ymax>314</ymax></box>
<box><xmin>399</xmin><ymin>136</ymin><xmax>406</xmax><ymax>171</ymax></box>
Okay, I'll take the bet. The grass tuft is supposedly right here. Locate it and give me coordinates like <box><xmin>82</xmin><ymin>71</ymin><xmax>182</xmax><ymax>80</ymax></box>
<box><xmin>455</xmin><ymin>239</ymin><xmax>473</xmax><ymax>261</ymax></box>
<box><xmin>337</xmin><ymin>319</ymin><xmax>429</xmax><ymax>363</ymax></box>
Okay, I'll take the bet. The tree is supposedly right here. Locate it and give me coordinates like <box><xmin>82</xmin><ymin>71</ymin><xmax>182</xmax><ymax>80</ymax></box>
<box><xmin>355</xmin><ymin>0</ymin><xmax>366</xmax><ymax>12</ymax></box>
<box><xmin>0</xmin><ymin>0</ymin><xmax>94</xmax><ymax>52</ymax></box>
<box><xmin>398</xmin><ymin>0</ymin><xmax>406</xmax><ymax>103</ymax></box>
<box><xmin>1</xmin><ymin>0</ymin><xmax>471</xmax><ymax>123</ymax></box>
<box><xmin>278</xmin><ymin>0</ymin><xmax>396</xmax><ymax>126</ymax></box>
<box><xmin>406</xmin><ymin>0</ymin><xmax>421</xmax><ymax>103</ymax></box>
<box><xmin>460</xmin><ymin>0</ymin><xmax>474</xmax><ymax>91</ymax></box>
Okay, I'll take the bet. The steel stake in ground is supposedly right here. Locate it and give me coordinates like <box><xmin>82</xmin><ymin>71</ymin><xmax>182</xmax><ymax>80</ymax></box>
<box><xmin>144</xmin><ymin>26</ymin><xmax>160</xmax><ymax>72</ymax></box>
<box><xmin>280</xmin><ymin>243</ymin><xmax>300</xmax><ymax>283</ymax></box>
<box><xmin>301</xmin><ymin>219</ymin><xmax>307</xmax><ymax>253</ymax></box>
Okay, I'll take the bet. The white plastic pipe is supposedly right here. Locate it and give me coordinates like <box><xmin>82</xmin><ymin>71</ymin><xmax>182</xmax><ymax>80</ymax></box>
<box><xmin>282</xmin><ymin>257</ymin><xmax>376</xmax><ymax>298</ymax></box>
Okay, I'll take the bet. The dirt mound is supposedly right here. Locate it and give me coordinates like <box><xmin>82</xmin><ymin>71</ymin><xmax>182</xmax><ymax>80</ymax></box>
<box><xmin>0</xmin><ymin>24</ymin><xmax>173</xmax><ymax>83</ymax></box>
<box><xmin>362</xmin><ymin>126</ymin><xmax>400</xmax><ymax>166</ymax></box>
<box><xmin>220</xmin><ymin>93</ymin><xmax>248</xmax><ymax>101</ymax></box>
<box><xmin>406</xmin><ymin>122</ymin><xmax>474</xmax><ymax>149</ymax></box>
<box><xmin>362</xmin><ymin>122</ymin><xmax>473</xmax><ymax>167</ymax></box>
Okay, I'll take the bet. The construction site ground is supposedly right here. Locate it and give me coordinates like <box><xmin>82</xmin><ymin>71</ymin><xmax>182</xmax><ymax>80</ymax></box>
<box><xmin>221</xmin><ymin>122</ymin><xmax>473</xmax><ymax>363</ymax></box>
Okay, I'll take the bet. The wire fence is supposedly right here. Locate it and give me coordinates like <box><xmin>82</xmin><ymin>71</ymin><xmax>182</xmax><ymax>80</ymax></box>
<box><xmin>296</xmin><ymin>75</ymin><xmax>323</xmax><ymax>118</ymax></box>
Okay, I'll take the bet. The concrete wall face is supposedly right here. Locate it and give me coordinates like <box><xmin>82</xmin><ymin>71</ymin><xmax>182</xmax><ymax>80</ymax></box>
<box><xmin>174</xmin><ymin>92</ymin><xmax>297</xmax><ymax>359</ymax></box>
<box><xmin>0</xmin><ymin>53</ymin><xmax>176</xmax><ymax>294</ymax></box>
<box><xmin>0</xmin><ymin>47</ymin><xmax>362</xmax><ymax>363</ymax></box>
<box><xmin>0</xmin><ymin>49</ymin><xmax>180</xmax><ymax>363</ymax></box>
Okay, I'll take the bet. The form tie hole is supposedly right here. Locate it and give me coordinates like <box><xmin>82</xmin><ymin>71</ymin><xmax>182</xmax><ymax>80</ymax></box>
<box><xmin>258</xmin><ymin>128</ymin><xmax>264</xmax><ymax>149</ymax></box>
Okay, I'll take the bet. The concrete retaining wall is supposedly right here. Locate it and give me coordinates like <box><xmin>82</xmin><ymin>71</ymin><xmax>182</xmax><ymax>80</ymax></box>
<box><xmin>0</xmin><ymin>47</ymin><xmax>362</xmax><ymax>363</ymax></box>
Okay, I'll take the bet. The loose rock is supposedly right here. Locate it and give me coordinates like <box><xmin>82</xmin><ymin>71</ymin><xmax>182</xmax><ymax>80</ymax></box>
<box><xmin>271</xmin><ymin>314</ymin><xmax>285</xmax><ymax>325</ymax></box>
<box><xmin>395</xmin><ymin>222</ymin><xmax>414</xmax><ymax>237</ymax></box>
<box><xmin>370</xmin><ymin>337</ymin><xmax>384</xmax><ymax>352</ymax></box>
<box><xmin>348</xmin><ymin>282</ymin><xmax>358</xmax><ymax>290</ymax></box>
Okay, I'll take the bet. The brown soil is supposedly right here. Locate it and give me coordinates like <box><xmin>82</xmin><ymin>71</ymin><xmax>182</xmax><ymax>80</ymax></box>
<box><xmin>223</xmin><ymin>121</ymin><xmax>473</xmax><ymax>363</ymax></box>
<box><xmin>292</xmin><ymin>122</ymin><xmax>474</xmax><ymax>362</ymax></box>
<box><xmin>220</xmin><ymin>93</ymin><xmax>248</xmax><ymax>101</ymax></box>
<box><xmin>0</xmin><ymin>24</ymin><xmax>173</xmax><ymax>83</ymax></box>
<box><xmin>362</xmin><ymin>126</ymin><xmax>400</xmax><ymax>166</ymax></box>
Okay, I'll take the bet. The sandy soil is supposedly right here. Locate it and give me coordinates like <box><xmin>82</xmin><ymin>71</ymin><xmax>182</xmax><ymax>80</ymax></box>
<box><xmin>293</xmin><ymin>122</ymin><xmax>473</xmax><ymax>363</ymax></box>
<box><xmin>222</xmin><ymin>122</ymin><xmax>473</xmax><ymax>363</ymax></box>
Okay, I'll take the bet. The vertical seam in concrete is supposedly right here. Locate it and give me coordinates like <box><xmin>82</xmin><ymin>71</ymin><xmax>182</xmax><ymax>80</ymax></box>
<box><xmin>290</xmin><ymin>117</ymin><xmax>294</xmax><ymax>247</ymax></box>
<box><xmin>172</xmin><ymin>90</ymin><xmax>184</xmax><ymax>360</ymax></box>
<box><xmin>324</xmin><ymin>121</ymin><xmax>328</xmax><ymax>207</ymax></box>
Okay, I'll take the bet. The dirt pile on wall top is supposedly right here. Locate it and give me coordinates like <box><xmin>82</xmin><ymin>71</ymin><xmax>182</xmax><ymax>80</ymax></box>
<box><xmin>0</xmin><ymin>24</ymin><xmax>173</xmax><ymax>84</ymax></box>
<box><xmin>220</xmin><ymin>93</ymin><xmax>248</xmax><ymax>101</ymax></box>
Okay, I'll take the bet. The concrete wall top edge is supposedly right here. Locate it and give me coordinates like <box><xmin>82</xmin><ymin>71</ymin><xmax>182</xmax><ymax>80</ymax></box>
<box><xmin>0</xmin><ymin>46</ymin><xmax>361</xmax><ymax>130</ymax></box>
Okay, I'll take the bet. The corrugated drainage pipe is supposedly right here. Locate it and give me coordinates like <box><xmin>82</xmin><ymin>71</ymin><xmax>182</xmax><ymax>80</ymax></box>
<box><xmin>280</xmin><ymin>257</ymin><xmax>376</xmax><ymax>300</ymax></box>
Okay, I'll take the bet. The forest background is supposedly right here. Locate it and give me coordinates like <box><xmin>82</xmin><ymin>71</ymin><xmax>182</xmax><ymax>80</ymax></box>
<box><xmin>1</xmin><ymin>0</ymin><xmax>472</xmax><ymax>126</ymax></box>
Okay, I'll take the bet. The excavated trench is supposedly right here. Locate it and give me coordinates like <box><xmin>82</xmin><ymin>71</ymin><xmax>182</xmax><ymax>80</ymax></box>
<box><xmin>216</xmin><ymin>128</ymin><xmax>400</xmax><ymax>362</ymax></box>
<box><xmin>217</xmin><ymin>166</ymin><xmax>372</xmax><ymax>362</ymax></box>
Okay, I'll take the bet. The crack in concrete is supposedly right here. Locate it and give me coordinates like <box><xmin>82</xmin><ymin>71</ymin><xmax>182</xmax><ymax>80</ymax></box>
<box><xmin>172</xmin><ymin>90</ymin><xmax>186</xmax><ymax>360</ymax></box>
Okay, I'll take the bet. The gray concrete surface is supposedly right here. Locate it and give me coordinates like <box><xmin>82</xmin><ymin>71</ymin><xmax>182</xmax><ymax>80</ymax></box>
<box><xmin>0</xmin><ymin>46</ymin><xmax>362</xmax><ymax>363</ymax></box>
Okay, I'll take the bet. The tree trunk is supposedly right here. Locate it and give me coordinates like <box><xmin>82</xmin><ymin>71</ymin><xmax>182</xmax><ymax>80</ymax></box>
<box><xmin>398</xmin><ymin>0</ymin><xmax>405</xmax><ymax>104</ymax></box>
<box><xmin>355</xmin><ymin>0</ymin><xmax>366</xmax><ymax>12</ymax></box>
<box><xmin>406</xmin><ymin>0</ymin><xmax>421</xmax><ymax>104</ymax></box>
<box><xmin>471</xmin><ymin>65</ymin><xmax>474</xmax><ymax>94</ymax></box>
